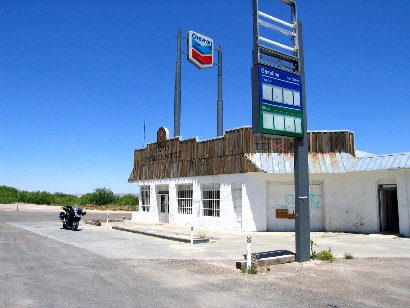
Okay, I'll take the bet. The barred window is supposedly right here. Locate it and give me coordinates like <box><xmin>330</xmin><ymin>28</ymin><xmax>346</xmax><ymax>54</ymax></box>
<box><xmin>177</xmin><ymin>184</ymin><xmax>193</xmax><ymax>214</ymax></box>
<box><xmin>202</xmin><ymin>183</ymin><xmax>220</xmax><ymax>217</ymax></box>
<box><xmin>140</xmin><ymin>186</ymin><xmax>150</xmax><ymax>212</ymax></box>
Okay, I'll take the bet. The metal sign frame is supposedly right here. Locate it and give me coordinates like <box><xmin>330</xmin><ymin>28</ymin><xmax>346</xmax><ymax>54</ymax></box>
<box><xmin>174</xmin><ymin>29</ymin><xmax>223</xmax><ymax>138</ymax></box>
<box><xmin>251</xmin><ymin>0</ymin><xmax>310</xmax><ymax>262</ymax></box>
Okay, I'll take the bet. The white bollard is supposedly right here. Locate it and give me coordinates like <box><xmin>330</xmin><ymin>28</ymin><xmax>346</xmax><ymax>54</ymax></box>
<box><xmin>190</xmin><ymin>226</ymin><xmax>194</xmax><ymax>245</ymax></box>
<box><xmin>123</xmin><ymin>216</ymin><xmax>125</xmax><ymax>226</ymax></box>
<box><xmin>246</xmin><ymin>236</ymin><xmax>252</xmax><ymax>270</ymax></box>
<box><xmin>106</xmin><ymin>214</ymin><xmax>110</xmax><ymax>229</ymax></box>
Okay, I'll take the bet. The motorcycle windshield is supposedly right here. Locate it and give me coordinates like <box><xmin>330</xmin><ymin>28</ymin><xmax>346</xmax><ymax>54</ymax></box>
<box><xmin>73</xmin><ymin>206</ymin><xmax>83</xmax><ymax>215</ymax></box>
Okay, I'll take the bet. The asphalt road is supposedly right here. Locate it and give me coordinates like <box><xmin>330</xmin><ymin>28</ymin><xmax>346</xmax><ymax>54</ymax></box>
<box><xmin>1</xmin><ymin>204</ymin><xmax>410</xmax><ymax>307</ymax></box>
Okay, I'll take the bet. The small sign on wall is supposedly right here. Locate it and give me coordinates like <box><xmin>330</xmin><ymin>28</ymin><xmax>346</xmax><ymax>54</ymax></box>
<box><xmin>276</xmin><ymin>209</ymin><xmax>296</xmax><ymax>219</ymax></box>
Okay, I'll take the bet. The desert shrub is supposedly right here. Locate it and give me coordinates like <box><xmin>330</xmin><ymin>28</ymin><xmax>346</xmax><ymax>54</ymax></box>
<box><xmin>78</xmin><ymin>193</ymin><xmax>94</xmax><ymax>205</ymax></box>
<box><xmin>344</xmin><ymin>252</ymin><xmax>354</xmax><ymax>259</ymax></box>
<box><xmin>53</xmin><ymin>192</ymin><xmax>79</xmax><ymax>205</ymax></box>
<box><xmin>115</xmin><ymin>194</ymin><xmax>139</xmax><ymax>206</ymax></box>
<box><xmin>0</xmin><ymin>186</ymin><xmax>19</xmax><ymax>203</ymax></box>
<box><xmin>91</xmin><ymin>187</ymin><xmax>116</xmax><ymax>206</ymax></box>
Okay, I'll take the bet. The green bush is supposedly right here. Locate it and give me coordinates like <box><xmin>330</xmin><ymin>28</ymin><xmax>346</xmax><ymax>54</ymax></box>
<box><xmin>91</xmin><ymin>187</ymin><xmax>116</xmax><ymax>206</ymax></box>
<box><xmin>21</xmin><ymin>190</ymin><xmax>54</xmax><ymax>205</ymax></box>
<box><xmin>116</xmin><ymin>194</ymin><xmax>139</xmax><ymax>206</ymax></box>
<box><xmin>0</xmin><ymin>186</ymin><xmax>19</xmax><ymax>203</ymax></box>
<box><xmin>0</xmin><ymin>185</ymin><xmax>138</xmax><ymax>210</ymax></box>
<box><xmin>53</xmin><ymin>192</ymin><xmax>79</xmax><ymax>206</ymax></box>
<box><xmin>78</xmin><ymin>193</ymin><xmax>94</xmax><ymax>205</ymax></box>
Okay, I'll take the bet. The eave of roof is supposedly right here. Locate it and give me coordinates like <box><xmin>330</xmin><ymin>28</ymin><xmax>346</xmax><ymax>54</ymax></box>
<box><xmin>245</xmin><ymin>152</ymin><xmax>410</xmax><ymax>174</ymax></box>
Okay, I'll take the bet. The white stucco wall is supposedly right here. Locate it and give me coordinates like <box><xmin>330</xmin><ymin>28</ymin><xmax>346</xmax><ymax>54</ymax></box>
<box><xmin>397</xmin><ymin>169</ymin><xmax>410</xmax><ymax>236</ymax></box>
<box><xmin>318</xmin><ymin>170</ymin><xmax>409</xmax><ymax>236</ymax></box>
<box><xmin>320</xmin><ymin>173</ymin><xmax>378</xmax><ymax>233</ymax></box>
<box><xmin>132</xmin><ymin>175</ymin><xmax>246</xmax><ymax>231</ymax></box>
<box><xmin>130</xmin><ymin>168</ymin><xmax>410</xmax><ymax>235</ymax></box>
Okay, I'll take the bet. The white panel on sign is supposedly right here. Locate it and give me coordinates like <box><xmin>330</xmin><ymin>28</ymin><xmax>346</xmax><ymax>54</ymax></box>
<box><xmin>283</xmin><ymin>89</ymin><xmax>293</xmax><ymax>105</ymax></box>
<box><xmin>285</xmin><ymin>116</ymin><xmax>295</xmax><ymax>132</ymax></box>
<box><xmin>274</xmin><ymin>114</ymin><xmax>285</xmax><ymax>131</ymax></box>
<box><xmin>262</xmin><ymin>113</ymin><xmax>274</xmax><ymax>129</ymax></box>
<box><xmin>272</xmin><ymin>86</ymin><xmax>283</xmax><ymax>103</ymax></box>
<box><xmin>262</xmin><ymin>84</ymin><xmax>273</xmax><ymax>101</ymax></box>
<box><xmin>293</xmin><ymin>91</ymin><xmax>301</xmax><ymax>107</ymax></box>
<box><xmin>295</xmin><ymin>118</ymin><xmax>302</xmax><ymax>134</ymax></box>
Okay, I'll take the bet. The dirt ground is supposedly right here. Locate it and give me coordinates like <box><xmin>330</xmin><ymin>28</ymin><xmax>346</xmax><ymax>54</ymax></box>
<box><xmin>145</xmin><ymin>257</ymin><xmax>410</xmax><ymax>307</ymax></box>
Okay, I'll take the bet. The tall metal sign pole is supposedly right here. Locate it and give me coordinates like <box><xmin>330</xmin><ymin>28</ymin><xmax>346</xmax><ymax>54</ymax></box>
<box><xmin>294</xmin><ymin>20</ymin><xmax>310</xmax><ymax>262</ymax></box>
<box><xmin>173</xmin><ymin>29</ymin><xmax>223</xmax><ymax>137</ymax></box>
<box><xmin>252</xmin><ymin>0</ymin><xmax>310</xmax><ymax>262</ymax></box>
<box><xmin>174</xmin><ymin>28</ymin><xmax>182</xmax><ymax>137</ymax></box>
<box><xmin>217</xmin><ymin>44</ymin><xmax>223</xmax><ymax>137</ymax></box>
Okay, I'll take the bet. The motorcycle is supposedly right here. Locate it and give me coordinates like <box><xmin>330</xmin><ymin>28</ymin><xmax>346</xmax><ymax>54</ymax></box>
<box><xmin>59</xmin><ymin>205</ymin><xmax>86</xmax><ymax>231</ymax></box>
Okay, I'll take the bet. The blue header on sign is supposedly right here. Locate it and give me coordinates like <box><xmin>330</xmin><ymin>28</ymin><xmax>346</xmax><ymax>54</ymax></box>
<box><xmin>258</xmin><ymin>64</ymin><xmax>302</xmax><ymax>111</ymax></box>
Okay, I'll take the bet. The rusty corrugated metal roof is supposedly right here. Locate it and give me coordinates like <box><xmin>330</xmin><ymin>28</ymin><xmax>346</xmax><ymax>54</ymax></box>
<box><xmin>245</xmin><ymin>152</ymin><xmax>410</xmax><ymax>174</ymax></box>
<box><xmin>350</xmin><ymin>152</ymin><xmax>410</xmax><ymax>172</ymax></box>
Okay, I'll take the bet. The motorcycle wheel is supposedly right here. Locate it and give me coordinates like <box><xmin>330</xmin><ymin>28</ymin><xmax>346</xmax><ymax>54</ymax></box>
<box><xmin>62</xmin><ymin>223</ymin><xmax>67</xmax><ymax>229</ymax></box>
<box><xmin>72</xmin><ymin>222</ymin><xmax>78</xmax><ymax>231</ymax></box>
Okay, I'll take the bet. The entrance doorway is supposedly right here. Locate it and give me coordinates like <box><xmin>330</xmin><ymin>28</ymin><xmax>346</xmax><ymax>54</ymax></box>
<box><xmin>378</xmin><ymin>185</ymin><xmax>399</xmax><ymax>233</ymax></box>
<box><xmin>158</xmin><ymin>191</ymin><xmax>169</xmax><ymax>223</ymax></box>
<box><xmin>232</xmin><ymin>183</ymin><xmax>242</xmax><ymax>230</ymax></box>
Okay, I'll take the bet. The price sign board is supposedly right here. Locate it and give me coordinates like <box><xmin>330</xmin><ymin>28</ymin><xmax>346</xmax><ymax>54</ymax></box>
<box><xmin>252</xmin><ymin>64</ymin><xmax>304</xmax><ymax>138</ymax></box>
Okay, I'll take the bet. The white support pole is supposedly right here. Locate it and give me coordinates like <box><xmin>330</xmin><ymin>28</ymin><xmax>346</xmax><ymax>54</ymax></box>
<box><xmin>106</xmin><ymin>214</ymin><xmax>110</xmax><ymax>229</ymax></box>
<box><xmin>123</xmin><ymin>216</ymin><xmax>125</xmax><ymax>226</ymax></box>
<box><xmin>246</xmin><ymin>236</ymin><xmax>252</xmax><ymax>270</ymax></box>
<box><xmin>190</xmin><ymin>226</ymin><xmax>194</xmax><ymax>245</ymax></box>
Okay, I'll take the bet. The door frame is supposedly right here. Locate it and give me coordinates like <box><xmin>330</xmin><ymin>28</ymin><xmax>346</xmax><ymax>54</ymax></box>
<box><xmin>378</xmin><ymin>184</ymin><xmax>399</xmax><ymax>233</ymax></box>
<box><xmin>157</xmin><ymin>188</ymin><xmax>169</xmax><ymax>223</ymax></box>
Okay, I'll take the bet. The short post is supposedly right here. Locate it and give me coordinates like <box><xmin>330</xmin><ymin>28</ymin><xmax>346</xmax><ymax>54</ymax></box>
<box><xmin>190</xmin><ymin>226</ymin><xmax>194</xmax><ymax>245</ymax></box>
<box><xmin>123</xmin><ymin>216</ymin><xmax>125</xmax><ymax>226</ymax></box>
<box><xmin>16</xmin><ymin>190</ymin><xmax>19</xmax><ymax>211</ymax></box>
<box><xmin>246</xmin><ymin>236</ymin><xmax>252</xmax><ymax>270</ymax></box>
<box><xmin>106</xmin><ymin>214</ymin><xmax>110</xmax><ymax>229</ymax></box>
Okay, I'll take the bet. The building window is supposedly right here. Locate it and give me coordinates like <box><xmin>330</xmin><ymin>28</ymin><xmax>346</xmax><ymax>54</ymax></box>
<box><xmin>140</xmin><ymin>186</ymin><xmax>150</xmax><ymax>212</ymax></box>
<box><xmin>177</xmin><ymin>184</ymin><xmax>193</xmax><ymax>214</ymax></box>
<box><xmin>202</xmin><ymin>183</ymin><xmax>220</xmax><ymax>217</ymax></box>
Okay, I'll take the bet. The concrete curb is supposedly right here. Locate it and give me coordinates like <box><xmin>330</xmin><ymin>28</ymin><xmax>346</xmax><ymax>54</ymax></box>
<box><xmin>236</xmin><ymin>252</ymin><xmax>296</xmax><ymax>269</ymax></box>
<box><xmin>111</xmin><ymin>226</ymin><xmax>210</xmax><ymax>244</ymax></box>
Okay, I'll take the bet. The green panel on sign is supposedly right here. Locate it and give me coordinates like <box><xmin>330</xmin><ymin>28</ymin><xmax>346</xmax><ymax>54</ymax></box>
<box><xmin>259</xmin><ymin>103</ymin><xmax>304</xmax><ymax>138</ymax></box>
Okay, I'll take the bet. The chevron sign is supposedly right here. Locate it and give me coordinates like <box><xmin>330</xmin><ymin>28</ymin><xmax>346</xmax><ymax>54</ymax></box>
<box><xmin>187</xmin><ymin>31</ymin><xmax>214</xmax><ymax>69</ymax></box>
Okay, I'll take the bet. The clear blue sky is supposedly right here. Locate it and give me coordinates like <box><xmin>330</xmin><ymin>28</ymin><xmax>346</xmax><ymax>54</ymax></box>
<box><xmin>1</xmin><ymin>0</ymin><xmax>409</xmax><ymax>194</ymax></box>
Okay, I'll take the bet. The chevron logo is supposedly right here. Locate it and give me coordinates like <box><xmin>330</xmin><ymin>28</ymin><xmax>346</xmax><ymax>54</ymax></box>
<box><xmin>188</xmin><ymin>31</ymin><xmax>214</xmax><ymax>69</ymax></box>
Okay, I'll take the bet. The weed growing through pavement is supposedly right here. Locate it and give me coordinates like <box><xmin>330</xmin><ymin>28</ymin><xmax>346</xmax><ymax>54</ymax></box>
<box><xmin>344</xmin><ymin>252</ymin><xmax>354</xmax><ymax>259</ymax></box>
<box><xmin>198</xmin><ymin>231</ymin><xmax>206</xmax><ymax>239</ymax></box>
<box><xmin>240</xmin><ymin>263</ymin><xmax>259</xmax><ymax>274</ymax></box>
<box><xmin>240</xmin><ymin>253</ymin><xmax>260</xmax><ymax>274</ymax></box>
<box><xmin>311</xmin><ymin>240</ymin><xmax>334</xmax><ymax>262</ymax></box>
<box><xmin>315</xmin><ymin>248</ymin><xmax>335</xmax><ymax>262</ymax></box>
<box><xmin>310</xmin><ymin>240</ymin><xmax>317</xmax><ymax>259</ymax></box>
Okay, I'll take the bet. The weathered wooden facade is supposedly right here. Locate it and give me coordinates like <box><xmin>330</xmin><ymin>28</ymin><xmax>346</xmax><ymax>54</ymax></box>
<box><xmin>128</xmin><ymin>127</ymin><xmax>355</xmax><ymax>181</ymax></box>
<box><xmin>128</xmin><ymin>127</ymin><xmax>409</xmax><ymax>236</ymax></box>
